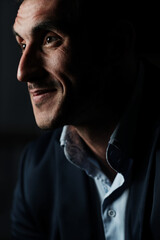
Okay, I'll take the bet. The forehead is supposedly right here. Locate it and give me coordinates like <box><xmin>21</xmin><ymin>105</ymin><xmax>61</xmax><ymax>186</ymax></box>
<box><xmin>13</xmin><ymin>0</ymin><xmax>75</xmax><ymax>35</ymax></box>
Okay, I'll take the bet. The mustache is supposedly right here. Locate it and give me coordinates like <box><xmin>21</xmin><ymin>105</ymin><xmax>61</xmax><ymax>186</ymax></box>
<box><xmin>28</xmin><ymin>80</ymin><xmax>59</xmax><ymax>90</ymax></box>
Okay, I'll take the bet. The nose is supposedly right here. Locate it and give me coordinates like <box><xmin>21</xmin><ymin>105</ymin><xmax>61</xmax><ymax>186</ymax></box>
<box><xmin>17</xmin><ymin>44</ymin><xmax>44</xmax><ymax>83</ymax></box>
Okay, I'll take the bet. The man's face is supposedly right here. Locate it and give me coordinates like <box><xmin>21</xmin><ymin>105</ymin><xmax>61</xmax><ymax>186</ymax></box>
<box><xmin>13</xmin><ymin>0</ymin><xmax>108</xmax><ymax>129</ymax></box>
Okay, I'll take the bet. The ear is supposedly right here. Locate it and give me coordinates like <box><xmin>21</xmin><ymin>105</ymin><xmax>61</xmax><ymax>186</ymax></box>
<box><xmin>106</xmin><ymin>20</ymin><xmax>136</xmax><ymax>65</ymax></box>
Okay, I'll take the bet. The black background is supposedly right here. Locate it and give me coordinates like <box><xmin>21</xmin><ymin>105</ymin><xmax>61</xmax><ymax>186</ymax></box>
<box><xmin>0</xmin><ymin>1</ymin><xmax>41</xmax><ymax>239</ymax></box>
<box><xmin>0</xmin><ymin>1</ymin><xmax>160</xmax><ymax>240</ymax></box>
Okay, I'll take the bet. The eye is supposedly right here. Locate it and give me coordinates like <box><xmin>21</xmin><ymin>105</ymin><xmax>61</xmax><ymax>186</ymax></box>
<box><xmin>15</xmin><ymin>35</ymin><xmax>26</xmax><ymax>53</ymax></box>
<box><xmin>46</xmin><ymin>36</ymin><xmax>59</xmax><ymax>44</ymax></box>
<box><xmin>44</xmin><ymin>33</ymin><xmax>62</xmax><ymax>47</ymax></box>
<box><xmin>21</xmin><ymin>43</ymin><xmax>26</xmax><ymax>51</ymax></box>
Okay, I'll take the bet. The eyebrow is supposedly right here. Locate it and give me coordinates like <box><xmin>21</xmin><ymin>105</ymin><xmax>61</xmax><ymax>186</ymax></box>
<box><xmin>13</xmin><ymin>20</ymin><xmax>62</xmax><ymax>39</ymax></box>
<box><xmin>32</xmin><ymin>20</ymin><xmax>60</xmax><ymax>33</ymax></box>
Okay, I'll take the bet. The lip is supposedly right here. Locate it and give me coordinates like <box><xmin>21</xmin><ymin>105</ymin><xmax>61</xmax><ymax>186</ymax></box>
<box><xmin>29</xmin><ymin>88</ymin><xmax>57</xmax><ymax>104</ymax></box>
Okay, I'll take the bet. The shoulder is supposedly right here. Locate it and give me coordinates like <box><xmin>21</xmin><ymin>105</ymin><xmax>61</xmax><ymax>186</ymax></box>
<box><xmin>24</xmin><ymin>128</ymin><xmax>62</xmax><ymax>159</ymax></box>
<box><xmin>20</xmin><ymin>126</ymin><xmax>64</xmax><ymax>175</ymax></box>
<box><xmin>11</xmin><ymin>128</ymin><xmax>65</xmax><ymax>236</ymax></box>
<box><xmin>18</xmin><ymin>128</ymin><xmax>65</xmax><ymax>207</ymax></box>
<box><xmin>13</xmin><ymin>128</ymin><xmax>65</xmax><ymax>221</ymax></box>
<box><xmin>20</xmin><ymin>128</ymin><xmax>63</xmax><ymax>171</ymax></box>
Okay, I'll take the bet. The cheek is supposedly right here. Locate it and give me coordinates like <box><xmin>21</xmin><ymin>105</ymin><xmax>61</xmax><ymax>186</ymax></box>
<box><xmin>44</xmin><ymin>48</ymin><xmax>77</xmax><ymax>88</ymax></box>
<box><xmin>44</xmin><ymin>48</ymin><xmax>72</xmax><ymax>75</ymax></box>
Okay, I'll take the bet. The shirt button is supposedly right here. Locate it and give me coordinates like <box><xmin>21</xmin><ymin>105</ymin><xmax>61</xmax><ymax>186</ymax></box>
<box><xmin>108</xmin><ymin>209</ymin><xmax>116</xmax><ymax>217</ymax></box>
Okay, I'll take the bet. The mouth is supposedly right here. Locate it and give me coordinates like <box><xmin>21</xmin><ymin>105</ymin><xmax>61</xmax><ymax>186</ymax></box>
<box><xmin>29</xmin><ymin>88</ymin><xmax>57</xmax><ymax>105</ymax></box>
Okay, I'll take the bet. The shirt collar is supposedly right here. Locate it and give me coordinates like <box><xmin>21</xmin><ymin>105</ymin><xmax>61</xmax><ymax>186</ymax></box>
<box><xmin>60</xmin><ymin>125</ymin><xmax>102</xmax><ymax>178</ymax></box>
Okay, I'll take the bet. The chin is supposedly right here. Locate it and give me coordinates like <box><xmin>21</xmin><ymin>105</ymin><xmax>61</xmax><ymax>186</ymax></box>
<box><xmin>34</xmin><ymin>108</ymin><xmax>68</xmax><ymax>130</ymax></box>
<box><xmin>35</xmin><ymin>116</ymin><xmax>62</xmax><ymax>130</ymax></box>
<box><xmin>32</xmin><ymin>103</ymin><xmax>64</xmax><ymax>130</ymax></box>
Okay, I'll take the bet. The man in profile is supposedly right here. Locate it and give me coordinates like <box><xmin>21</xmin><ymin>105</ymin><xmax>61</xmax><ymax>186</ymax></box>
<box><xmin>11</xmin><ymin>0</ymin><xmax>160</xmax><ymax>239</ymax></box>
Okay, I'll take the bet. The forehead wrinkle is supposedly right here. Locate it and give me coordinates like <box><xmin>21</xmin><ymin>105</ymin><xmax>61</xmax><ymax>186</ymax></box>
<box><xmin>15</xmin><ymin>0</ymin><xmax>54</xmax><ymax>25</ymax></box>
<box><xmin>14</xmin><ymin>0</ymin><xmax>66</xmax><ymax>35</ymax></box>
<box><xmin>14</xmin><ymin>0</ymin><xmax>78</xmax><ymax>40</ymax></box>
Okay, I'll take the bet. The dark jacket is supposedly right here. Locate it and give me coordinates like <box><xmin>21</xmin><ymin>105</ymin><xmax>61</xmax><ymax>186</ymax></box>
<box><xmin>11</xmin><ymin>61</ymin><xmax>160</xmax><ymax>239</ymax></box>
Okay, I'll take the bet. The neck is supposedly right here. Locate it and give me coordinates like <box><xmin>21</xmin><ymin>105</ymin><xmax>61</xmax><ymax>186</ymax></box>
<box><xmin>73</xmin><ymin>123</ymin><xmax>117</xmax><ymax>181</ymax></box>
<box><xmin>71</xmin><ymin>59</ymin><xmax>139</xmax><ymax>181</ymax></box>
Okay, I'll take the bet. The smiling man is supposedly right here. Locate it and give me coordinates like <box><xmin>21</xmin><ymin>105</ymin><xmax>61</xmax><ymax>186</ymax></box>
<box><xmin>11</xmin><ymin>0</ymin><xmax>160</xmax><ymax>239</ymax></box>
<box><xmin>14</xmin><ymin>0</ymin><xmax>91</xmax><ymax>129</ymax></box>
<box><xmin>13</xmin><ymin>0</ymin><xmax>119</xmax><ymax>131</ymax></box>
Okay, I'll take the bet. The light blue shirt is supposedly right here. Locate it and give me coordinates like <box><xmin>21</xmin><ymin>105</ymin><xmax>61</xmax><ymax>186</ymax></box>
<box><xmin>60</xmin><ymin>126</ymin><xmax>131</xmax><ymax>240</ymax></box>
<box><xmin>94</xmin><ymin>169</ymin><xmax>129</xmax><ymax>239</ymax></box>
<box><xmin>60</xmin><ymin>62</ymin><xmax>144</xmax><ymax>239</ymax></box>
